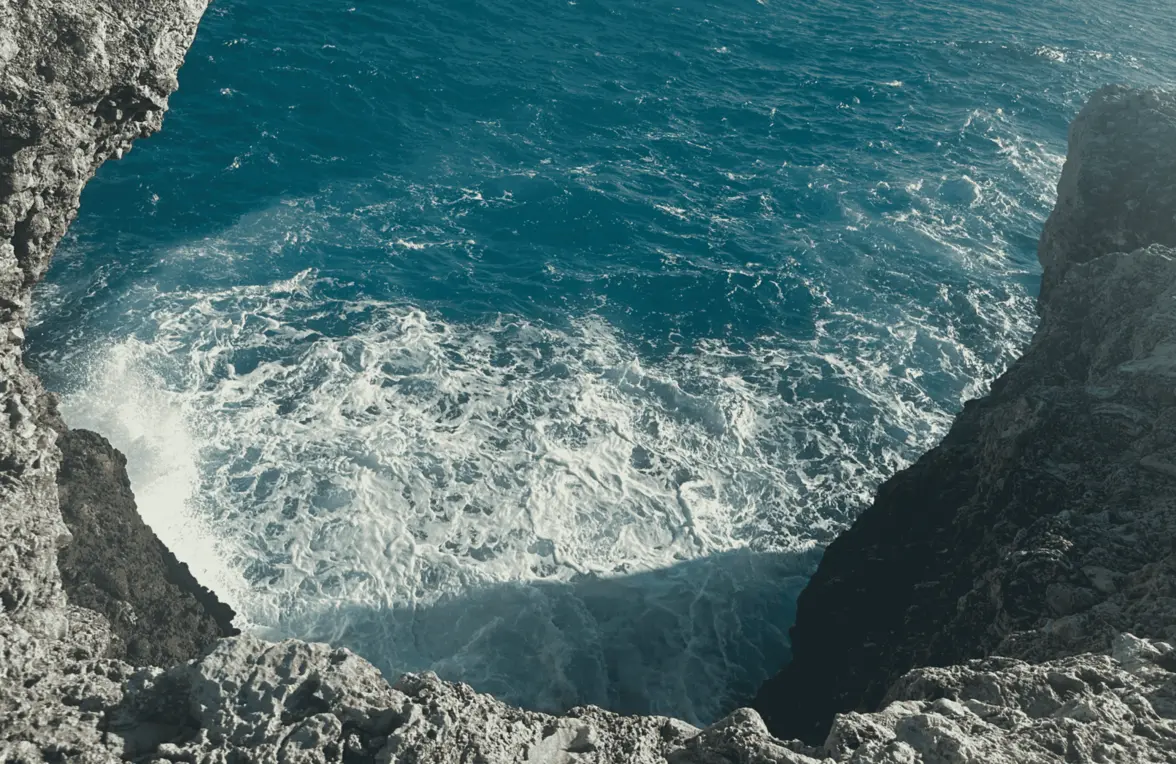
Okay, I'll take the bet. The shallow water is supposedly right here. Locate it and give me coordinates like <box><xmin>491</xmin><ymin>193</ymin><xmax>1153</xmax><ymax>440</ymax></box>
<box><xmin>29</xmin><ymin>0</ymin><xmax>1176</xmax><ymax>723</ymax></box>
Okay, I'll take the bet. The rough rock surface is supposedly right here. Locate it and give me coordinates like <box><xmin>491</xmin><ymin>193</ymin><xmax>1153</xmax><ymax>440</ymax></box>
<box><xmin>5</xmin><ymin>629</ymin><xmax>1176</xmax><ymax>763</ymax></box>
<box><xmin>3</xmin><ymin>2</ymin><xmax>1176</xmax><ymax>762</ymax></box>
<box><xmin>754</xmin><ymin>85</ymin><xmax>1176</xmax><ymax>745</ymax></box>
<box><xmin>0</xmin><ymin>0</ymin><xmax>214</xmax><ymax>635</ymax></box>
<box><xmin>54</xmin><ymin>425</ymin><xmax>238</xmax><ymax>666</ymax></box>
<box><xmin>0</xmin><ymin>0</ymin><xmax>232</xmax><ymax>659</ymax></box>
<box><xmin>1037</xmin><ymin>88</ymin><xmax>1176</xmax><ymax>307</ymax></box>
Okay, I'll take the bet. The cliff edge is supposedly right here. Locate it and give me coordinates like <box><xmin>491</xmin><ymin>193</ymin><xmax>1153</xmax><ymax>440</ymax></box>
<box><xmin>0</xmin><ymin>0</ymin><xmax>235</xmax><ymax>667</ymax></box>
<box><xmin>754</xmin><ymin>86</ymin><xmax>1176</xmax><ymax>746</ymax></box>
<box><xmin>2</xmin><ymin>2</ymin><xmax>1176</xmax><ymax>762</ymax></box>
<box><xmin>54</xmin><ymin>424</ymin><xmax>238</xmax><ymax>665</ymax></box>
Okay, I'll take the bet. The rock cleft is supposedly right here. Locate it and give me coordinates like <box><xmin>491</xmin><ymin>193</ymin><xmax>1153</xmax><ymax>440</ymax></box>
<box><xmin>3</xmin><ymin>2</ymin><xmax>1176</xmax><ymax>762</ymax></box>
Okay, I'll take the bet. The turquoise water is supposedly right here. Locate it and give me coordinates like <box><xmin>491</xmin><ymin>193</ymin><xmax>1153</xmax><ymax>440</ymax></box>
<box><xmin>30</xmin><ymin>0</ymin><xmax>1176</xmax><ymax>723</ymax></box>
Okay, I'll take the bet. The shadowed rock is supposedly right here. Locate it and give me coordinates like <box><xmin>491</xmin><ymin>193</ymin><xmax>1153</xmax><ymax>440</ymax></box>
<box><xmin>754</xmin><ymin>86</ymin><xmax>1176</xmax><ymax>744</ymax></box>
<box><xmin>54</xmin><ymin>426</ymin><xmax>237</xmax><ymax>666</ymax></box>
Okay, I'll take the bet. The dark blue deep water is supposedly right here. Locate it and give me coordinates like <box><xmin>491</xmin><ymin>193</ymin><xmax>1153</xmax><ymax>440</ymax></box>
<box><xmin>29</xmin><ymin>0</ymin><xmax>1176</xmax><ymax>723</ymax></box>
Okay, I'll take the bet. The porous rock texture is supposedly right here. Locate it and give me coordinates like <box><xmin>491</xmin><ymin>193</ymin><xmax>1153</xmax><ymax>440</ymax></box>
<box><xmin>0</xmin><ymin>0</ymin><xmax>221</xmax><ymax>638</ymax></box>
<box><xmin>9</xmin><ymin>629</ymin><xmax>1176</xmax><ymax>764</ymax></box>
<box><xmin>754</xmin><ymin>85</ymin><xmax>1176</xmax><ymax>748</ymax></box>
<box><xmin>3</xmin><ymin>2</ymin><xmax>1176</xmax><ymax>762</ymax></box>
<box><xmin>0</xmin><ymin>0</ymin><xmax>235</xmax><ymax>665</ymax></box>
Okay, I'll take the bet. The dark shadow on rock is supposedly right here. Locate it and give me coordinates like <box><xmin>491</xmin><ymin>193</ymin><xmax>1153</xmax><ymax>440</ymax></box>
<box><xmin>276</xmin><ymin>547</ymin><xmax>820</xmax><ymax>727</ymax></box>
<box><xmin>51</xmin><ymin>413</ymin><xmax>238</xmax><ymax>667</ymax></box>
<box><xmin>752</xmin><ymin>87</ymin><xmax>1176</xmax><ymax>746</ymax></box>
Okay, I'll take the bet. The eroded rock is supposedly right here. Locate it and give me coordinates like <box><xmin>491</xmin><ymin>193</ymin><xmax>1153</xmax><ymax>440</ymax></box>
<box><xmin>54</xmin><ymin>426</ymin><xmax>237</xmax><ymax>667</ymax></box>
<box><xmin>755</xmin><ymin>87</ymin><xmax>1176</xmax><ymax>746</ymax></box>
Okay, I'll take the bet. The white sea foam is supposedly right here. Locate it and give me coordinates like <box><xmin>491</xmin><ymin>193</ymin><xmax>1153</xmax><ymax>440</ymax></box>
<box><xmin>1033</xmin><ymin>45</ymin><xmax>1113</xmax><ymax>65</ymax></box>
<box><xmin>1034</xmin><ymin>45</ymin><xmax>1067</xmax><ymax>63</ymax></box>
<box><xmin>62</xmin><ymin>340</ymin><xmax>247</xmax><ymax>605</ymax></box>
<box><xmin>36</xmin><ymin>83</ymin><xmax>1054</xmax><ymax>723</ymax></box>
<box><xmin>880</xmin><ymin>108</ymin><xmax>1063</xmax><ymax>282</ymax></box>
<box><xmin>48</xmin><ymin>255</ymin><xmax>1026</xmax><ymax>720</ymax></box>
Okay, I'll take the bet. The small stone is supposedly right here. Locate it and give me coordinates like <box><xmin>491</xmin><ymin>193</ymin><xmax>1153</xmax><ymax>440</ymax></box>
<box><xmin>1046</xmin><ymin>671</ymin><xmax>1088</xmax><ymax>696</ymax></box>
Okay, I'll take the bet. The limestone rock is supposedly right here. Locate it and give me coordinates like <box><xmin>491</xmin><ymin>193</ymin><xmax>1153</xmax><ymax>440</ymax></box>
<box><xmin>0</xmin><ymin>0</ymin><xmax>210</xmax><ymax>631</ymax></box>
<box><xmin>754</xmin><ymin>87</ymin><xmax>1176</xmax><ymax>744</ymax></box>
<box><xmin>10</xmin><ymin>630</ymin><xmax>1176</xmax><ymax>763</ymax></box>
<box><xmin>1037</xmin><ymin>87</ymin><xmax>1176</xmax><ymax>307</ymax></box>
<box><xmin>0</xmin><ymin>0</ymin><xmax>217</xmax><ymax>753</ymax></box>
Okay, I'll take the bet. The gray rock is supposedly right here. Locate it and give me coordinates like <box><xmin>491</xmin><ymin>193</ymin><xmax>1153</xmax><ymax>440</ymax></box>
<box><xmin>1038</xmin><ymin>86</ymin><xmax>1176</xmax><ymax>307</ymax></box>
<box><xmin>754</xmin><ymin>87</ymin><xmax>1176</xmax><ymax>746</ymax></box>
<box><xmin>0</xmin><ymin>0</ymin><xmax>210</xmax><ymax>632</ymax></box>
<box><xmin>9</xmin><ymin>629</ymin><xmax>1176</xmax><ymax>763</ymax></box>
<box><xmin>54</xmin><ymin>426</ymin><xmax>237</xmax><ymax>667</ymax></box>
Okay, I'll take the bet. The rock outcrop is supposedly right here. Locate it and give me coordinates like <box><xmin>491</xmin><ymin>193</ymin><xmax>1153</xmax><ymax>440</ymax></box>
<box><xmin>3</xmin><ymin>1</ymin><xmax>1176</xmax><ymax>762</ymax></box>
<box><xmin>0</xmin><ymin>0</ymin><xmax>219</xmax><ymax>638</ymax></box>
<box><xmin>754</xmin><ymin>86</ymin><xmax>1176</xmax><ymax>745</ymax></box>
<box><xmin>54</xmin><ymin>425</ymin><xmax>238</xmax><ymax>666</ymax></box>
<box><xmin>0</xmin><ymin>0</ymin><xmax>235</xmax><ymax>665</ymax></box>
<box><xmin>5</xmin><ymin>627</ymin><xmax>1176</xmax><ymax>762</ymax></box>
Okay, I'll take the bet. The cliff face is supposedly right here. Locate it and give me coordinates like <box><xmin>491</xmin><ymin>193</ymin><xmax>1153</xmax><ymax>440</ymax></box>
<box><xmin>54</xmin><ymin>425</ymin><xmax>238</xmax><ymax>665</ymax></box>
<box><xmin>754</xmin><ymin>86</ymin><xmax>1176</xmax><ymax>744</ymax></box>
<box><xmin>3</xmin><ymin>2</ymin><xmax>1176</xmax><ymax>762</ymax></box>
<box><xmin>0</xmin><ymin>0</ymin><xmax>219</xmax><ymax>636</ymax></box>
<box><xmin>0</xmin><ymin>0</ymin><xmax>234</xmax><ymax>667</ymax></box>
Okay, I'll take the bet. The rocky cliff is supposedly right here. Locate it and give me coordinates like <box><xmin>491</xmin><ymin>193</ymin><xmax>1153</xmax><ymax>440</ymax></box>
<box><xmin>54</xmin><ymin>424</ymin><xmax>237</xmax><ymax>665</ymax></box>
<box><xmin>0</xmin><ymin>0</ymin><xmax>228</xmax><ymax>640</ymax></box>
<box><xmin>754</xmin><ymin>86</ymin><xmax>1176</xmax><ymax>747</ymax></box>
<box><xmin>0</xmin><ymin>0</ymin><xmax>236</xmax><ymax>667</ymax></box>
<box><xmin>3</xmin><ymin>2</ymin><xmax>1176</xmax><ymax>763</ymax></box>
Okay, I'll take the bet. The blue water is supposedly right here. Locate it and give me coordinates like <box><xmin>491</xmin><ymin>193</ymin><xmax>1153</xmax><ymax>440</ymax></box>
<box><xmin>29</xmin><ymin>0</ymin><xmax>1176</xmax><ymax>723</ymax></box>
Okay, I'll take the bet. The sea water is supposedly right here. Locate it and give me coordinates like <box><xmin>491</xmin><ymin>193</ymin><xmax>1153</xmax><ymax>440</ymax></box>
<box><xmin>28</xmin><ymin>0</ymin><xmax>1176</xmax><ymax>724</ymax></box>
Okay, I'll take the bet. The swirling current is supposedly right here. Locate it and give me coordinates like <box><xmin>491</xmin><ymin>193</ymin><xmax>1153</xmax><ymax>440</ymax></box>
<box><xmin>28</xmin><ymin>0</ymin><xmax>1176</xmax><ymax>724</ymax></box>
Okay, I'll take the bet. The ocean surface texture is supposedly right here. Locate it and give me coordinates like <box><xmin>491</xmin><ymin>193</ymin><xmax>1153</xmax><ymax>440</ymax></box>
<box><xmin>28</xmin><ymin>0</ymin><xmax>1176</xmax><ymax>724</ymax></box>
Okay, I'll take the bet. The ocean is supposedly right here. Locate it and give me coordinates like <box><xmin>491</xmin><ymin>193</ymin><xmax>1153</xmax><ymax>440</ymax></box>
<box><xmin>28</xmin><ymin>0</ymin><xmax>1176</xmax><ymax>724</ymax></box>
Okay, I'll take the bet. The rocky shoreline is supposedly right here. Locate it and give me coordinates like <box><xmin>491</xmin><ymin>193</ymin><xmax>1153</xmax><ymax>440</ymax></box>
<box><xmin>753</xmin><ymin>86</ymin><xmax>1176</xmax><ymax>748</ymax></box>
<box><xmin>0</xmin><ymin>0</ymin><xmax>228</xmax><ymax>646</ymax></box>
<box><xmin>2</xmin><ymin>2</ymin><xmax>1175</xmax><ymax>762</ymax></box>
<box><xmin>54</xmin><ymin>423</ymin><xmax>238</xmax><ymax>667</ymax></box>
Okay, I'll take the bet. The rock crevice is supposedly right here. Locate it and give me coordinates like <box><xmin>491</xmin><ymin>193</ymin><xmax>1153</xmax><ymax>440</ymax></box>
<box><xmin>2</xmin><ymin>2</ymin><xmax>1176</xmax><ymax>762</ymax></box>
